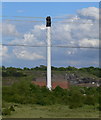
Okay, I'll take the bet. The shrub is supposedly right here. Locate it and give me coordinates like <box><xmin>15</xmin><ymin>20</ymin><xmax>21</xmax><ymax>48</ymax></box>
<box><xmin>62</xmin><ymin>96</ymin><xmax>69</xmax><ymax>105</ymax></box>
<box><xmin>2</xmin><ymin>79</ymin><xmax>99</xmax><ymax>107</ymax></box>
<box><xmin>53</xmin><ymin>86</ymin><xmax>65</xmax><ymax>97</ymax></box>
<box><xmin>86</xmin><ymin>87</ymin><xmax>97</xmax><ymax>95</ymax></box>
<box><xmin>9</xmin><ymin>105</ymin><xmax>15</xmax><ymax>111</ymax></box>
<box><xmin>2</xmin><ymin>108</ymin><xmax>11</xmax><ymax>115</ymax></box>
<box><xmin>69</xmin><ymin>90</ymin><xmax>84</xmax><ymax>109</ymax></box>
<box><xmin>85</xmin><ymin>95</ymin><xmax>97</xmax><ymax>105</ymax></box>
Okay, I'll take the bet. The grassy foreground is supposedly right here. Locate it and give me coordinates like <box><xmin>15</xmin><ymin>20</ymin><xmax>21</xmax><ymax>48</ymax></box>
<box><xmin>3</xmin><ymin>104</ymin><xmax>99</xmax><ymax>118</ymax></box>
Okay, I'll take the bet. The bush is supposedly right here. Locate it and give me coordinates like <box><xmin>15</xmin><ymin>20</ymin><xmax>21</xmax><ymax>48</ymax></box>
<box><xmin>53</xmin><ymin>86</ymin><xmax>66</xmax><ymax>97</ymax></box>
<box><xmin>69</xmin><ymin>90</ymin><xmax>84</xmax><ymax>109</ymax></box>
<box><xmin>2</xmin><ymin>108</ymin><xmax>11</xmax><ymax>115</ymax></box>
<box><xmin>9</xmin><ymin>105</ymin><xmax>15</xmax><ymax>111</ymax></box>
<box><xmin>62</xmin><ymin>96</ymin><xmax>69</xmax><ymax>105</ymax></box>
<box><xmin>85</xmin><ymin>87</ymin><xmax>97</xmax><ymax>95</ymax></box>
<box><xmin>44</xmin><ymin>95</ymin><xmax>56</xmax><ymax>105</ymax></box>
<box><xmin>2</xmin><ymin>79</ymin><xmax>99</xmax><ymax>108</ymax></box>
<box><xmin>85</xmin><ymin>95</ymin><xmax>97</xmax><ymax>105</ymax></box>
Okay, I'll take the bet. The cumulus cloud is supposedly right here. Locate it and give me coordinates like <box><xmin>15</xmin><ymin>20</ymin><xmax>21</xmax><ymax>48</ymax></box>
<box><xmin>11</xmin><ymin>25</ymin><xmax>46</xmax><ymax>45</ymax></box>
<box><xmin>0</xmin><ymin>46</ymin><xmax>8</xmax><ymax>58</ymax></box>
<box><xmin>13</xmin><ymin>48</ymin><xmax>45</xmax><ymax>60</ymax></box>
<box><xmin>52</xmin><ymin>7</ymin><xmax>99</xmax><ymax>52</ymax></box>
<box><xmin>0</xmin><ymin>23</ymin><xmax>20</xmax><ymax>37</ymax></box>
<box><xmin>78</xmin><ymin>38</ymin><xmax>99</xmax><ymax>47</ymax></box>
<box><xmin>51</xmin><ymin>7</ymin><xmax>99</xmax><ymax>67</ymax></box>
<box><xmin>77</xmin><ymin>7</ymin><xmax>99</xmax><ymax>20</ymax></box>
<box><xmin>10</xmin><ymin>25</ymin><xmax>46</xmax><ymax>60</ymax></box>
<box><xmin>3</xmin><ymin>7</ymin><xmax>99</xmax><ymax>67</ymax></box>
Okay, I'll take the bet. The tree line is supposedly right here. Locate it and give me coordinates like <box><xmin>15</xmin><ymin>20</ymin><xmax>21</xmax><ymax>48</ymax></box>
<box><xmin>2</xmin><ymin>65</ymin><xmax>101</xmax><ymax>78</ymax></box>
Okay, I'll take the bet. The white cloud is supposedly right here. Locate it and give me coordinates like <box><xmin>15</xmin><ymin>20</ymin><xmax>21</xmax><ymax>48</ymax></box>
<box><xmin>77</xmin><ymin>7</ymin><xmax>99</xmax><ymax>20</ymax></box>
<box><xmin>0</xmin><ymin>23</ymin><xmax>20</xmax><ymax>37</ymax></box>
<box><xmin>3</xmin><ymin>7</ymin><xmax>99</xmax><ymax>67</ymax></box>
<box><xmin>0</xmin><ymin>46</ymin><xmax>8</xmax><ymax>58</ymax></box>
<box><xmin>10</xmin><ymin>24</ymin><xmax>46</xmax><ymax>60</ymax></box>
<box><xmin>13</xmin><ymin>48</ymin><xmax>45</xmax><ymax>60</ymax></box>
<box><xmin>79</xmin><ymin>38</ymin><xmax>99</xmax><ymax>47</ymax></box>
<box><xmin>11</xmin><ymin>25</ymin><xmax>46</xmax><ymax>45</ymax></box>
<box><xmin>52</xmin><ymin>7</ymin><xmax>99</xmax><ymax>50</ymax></box>
<box><xmin>33</xmin><ymin>24</ymin><xmax>46</xmax><ymax>30</ymax></box>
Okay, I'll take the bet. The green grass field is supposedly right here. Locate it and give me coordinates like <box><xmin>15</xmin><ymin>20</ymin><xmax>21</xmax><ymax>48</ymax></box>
<box><xmin>3</xmin><ymin>104</ymin><xmax>99</xmax><ymax>118</ymax></box>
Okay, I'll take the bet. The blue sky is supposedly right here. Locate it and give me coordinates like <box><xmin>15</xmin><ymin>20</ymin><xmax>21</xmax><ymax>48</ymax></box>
<box><xmin>3</xmin><ymin>2</ymin><xmax>99</xmax><ymax>17</ymax></box>
<box><xmin>1</xmin><ymin>2</ymin><xmax>99</xmax><ymax>68</ymax></box>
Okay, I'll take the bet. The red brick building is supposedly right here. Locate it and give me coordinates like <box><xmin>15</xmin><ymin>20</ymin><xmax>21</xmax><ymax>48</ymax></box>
<box><xmin>32</xmin><ymin>81</ymin><xmax>69</xmax><ymax>89</ymax></box>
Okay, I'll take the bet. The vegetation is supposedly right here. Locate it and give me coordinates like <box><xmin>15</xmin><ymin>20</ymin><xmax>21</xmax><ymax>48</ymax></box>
<box><xmin>2</xmin><ymin>80</ymin><xmax>100</xmax><ymax>107</ymax></box>
<box><xmin>2</xmin><ymin>67</ymin><xmax>26</xmax><ymax>77</ymax></box>
<box><xmin>2</xmin><ymin>80</ymin><xmax>100</xmax><ymax>118</ymax></box>
<box><xmin>2</xmin><ymin>66</ymin><xmax>101</xmax><ymax>118</ymax></box>
<box><xmin>2</xmin><ymin>104</ymin><xmax>99</xmax><ymax>118</ymax></box>
<box><xmin>2</xmin><ymin>65</ymin><xmax>101</xmax><ymax>78</ymax></box>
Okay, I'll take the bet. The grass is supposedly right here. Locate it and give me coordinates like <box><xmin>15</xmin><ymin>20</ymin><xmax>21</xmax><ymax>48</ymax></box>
<box><xmin>3</xmin><ymin>104</ymin><xmax>99</xmax><ymax>118</ymax></box>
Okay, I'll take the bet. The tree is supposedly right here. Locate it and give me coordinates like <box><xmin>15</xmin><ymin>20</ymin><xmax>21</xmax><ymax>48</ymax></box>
<box><xmin>66</xmin><ymin>66</ymin><xmax>77</xmax><ymax>71</ymax></box>
<box><xmin>23</xmin><ymin>67</ymin><xmax>30</xmax><ymax>70</ymax></box>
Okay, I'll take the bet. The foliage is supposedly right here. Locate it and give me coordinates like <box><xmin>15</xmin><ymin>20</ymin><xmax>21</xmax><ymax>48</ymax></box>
<box><xmin>84</xmin><ymin>95</ymin><xmax>97</xmax><ymax>105</ymax></box>
<box><xmin>2</xmin><ymin>108</ymin><xmax>11</xmax><ymax>115</ymax></box>
<box><xmin>79</xmin><ymin>67</ymin><xmax>101</xmax><ymax>78</ymax></box>
<box><xmin>2</xmin><ymin>66</ymin><xmax>101</xmax><ymax>78</ymax></box>
<box><xmin>68</xmin><ymin>89</ymin><xmax>85</xmax><ymax>109</ymax></box>
<box><xmin>2</xmin><ymin>80</ymin><xmax>100</xmax><ymax>108</ymax></box>
<box><xmin>2</xmin><ymin>68</ymin><xmax>26</xmax><ymax>77</ymax></box>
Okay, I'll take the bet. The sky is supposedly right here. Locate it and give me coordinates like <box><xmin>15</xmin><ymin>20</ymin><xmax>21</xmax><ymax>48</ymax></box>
<box><xmin>2</xmin><ymin>2</ymin><xmax>99</xmax><ymax>17</ymax></box>
<box><xmin>1</xmin><ymin>0</ymin><xmax>100</xmax><ymax>2</ymax></box>
<box><xmin>1</xmin><ymin>2</ymin><xmax>99</xmax><ymax>68</ymax></box>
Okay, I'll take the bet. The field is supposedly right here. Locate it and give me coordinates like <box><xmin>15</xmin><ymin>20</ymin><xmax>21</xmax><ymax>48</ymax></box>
<box><xmin>3</xmin><ymin>104</ymin><xmax>99</xmax><ymax>118</ymax></box>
